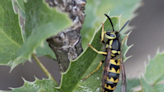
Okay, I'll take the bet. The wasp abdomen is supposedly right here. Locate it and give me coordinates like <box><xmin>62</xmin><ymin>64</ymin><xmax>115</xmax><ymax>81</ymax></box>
<box><xmin>102</xmin><ymin>59</ymin><xmax>121</xmax><ymax>92</ymax></box>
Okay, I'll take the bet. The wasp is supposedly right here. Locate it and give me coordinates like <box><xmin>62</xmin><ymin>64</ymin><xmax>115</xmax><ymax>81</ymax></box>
<box><xmin>83</xmin><ymin>14</ymin><xmax>129</xmax><ymax>92</ymax></box>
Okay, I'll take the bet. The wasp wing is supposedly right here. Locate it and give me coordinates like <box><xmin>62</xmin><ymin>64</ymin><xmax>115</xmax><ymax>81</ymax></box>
<box><xmin>101</xmin><ymin>48</ymin><xmax>111</xmax><ymax>89</ymax></box>
<box><xmin>120</xmin><ymin>53</ymin><xmax>127</xmax><ymax>92</ymax></box>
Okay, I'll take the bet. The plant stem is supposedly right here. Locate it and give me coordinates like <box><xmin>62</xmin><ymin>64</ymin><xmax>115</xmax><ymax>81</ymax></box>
<box><xmin>32</xmin><ymin>54</ymin><xmax>58</xmax><ymax>85</ymax></box>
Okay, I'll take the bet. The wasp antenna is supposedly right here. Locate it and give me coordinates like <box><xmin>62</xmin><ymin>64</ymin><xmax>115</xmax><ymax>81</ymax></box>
<box><xmin>104</xmin><ymin>14</ymin><xmax>114</xmax><ymax>32</ymax></box>
<box><xmin>119</xmin><ymin>20</ymin><xmax>130</xmax><ymax>32</ymax></box>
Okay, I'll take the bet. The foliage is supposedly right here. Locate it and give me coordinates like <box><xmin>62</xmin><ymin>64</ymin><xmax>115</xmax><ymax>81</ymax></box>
<box><xmin>2</xmin><ymin>0</ymin><xmax>164</xmax><ymax>92</ymax></box>
<box><xmin>2</xmin><ymin>78</ymin><xmax>60</xmax><ymax>92</ymax></box>
<box><xmin>0</xmin><ymin>0</ymin><xmax>71</xmax><ymax>70</ymax></box>
<box><xmin>139</xmin><ymin>52</ymin><xmax>164</xmax><ymax>92</ymax></box>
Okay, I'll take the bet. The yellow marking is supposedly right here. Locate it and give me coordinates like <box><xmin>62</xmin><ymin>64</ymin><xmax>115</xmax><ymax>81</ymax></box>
<box><xmin>106</xmin><ymin>44</ymin><xmax>112</xmax><ymax>49</ymax></box>
<box><xmin>106</xmin><ymin>44</ymin><xmax>109</xmax><ymax>48</ymax></box>
<box><xmin>88</xmin><ymin>44</ymin><xmax>107</xmax><ymax>55</ymax></box>
<box><xmin>111</xmin><ymin>50</ymin><xmax>121</xmax><ymax>55</ymax></box>
<box><xmin>101</xmin><ymin>23</ymin><xmax>106</xmax><ymax>42</ymax></box>
<box><xmin>118</xmin><ymin>51</ymin><xmax>120</xmax><ymax>54</ymax></box>
<box><xmin>109</xmin><ymin>40</ymin><xmax>113</xmax><ymax>46</ymax></box>
<box><xmin>109</xmin><ymin>45</ymin><xmax>112</xmax><ymax>49</ymax></box>
<box><xmin>109</xmin><ymin>68</ymin><xmax>120</xmax><ymax>74</ymax></box>
<box><xmin>104</xmin><ymin>84</ymin><xmax>116</xmax><ymax>90</ymax></box>
<box><xmin>110</xmin><ymin>59</ymin><xmax>121</xmax><ymax>65</ymax></box>
<box><xmin>107</xmin><ymin>77</ymin><xmax>119</xmax><ymax>83</ymax></box>
<box><xmin>112</xmin><ymin>50</ymin><xmax>117</xmax><ymax>54</ymax></box>
<box><xmin>111</xmin><ymin>54</ymin><xmax>115</xmax><ymax>56</ymax></box>
<box><xmin>105</xmin><ymin>34</ymin><xmax>116</xmax><ymax>39</ymax></box>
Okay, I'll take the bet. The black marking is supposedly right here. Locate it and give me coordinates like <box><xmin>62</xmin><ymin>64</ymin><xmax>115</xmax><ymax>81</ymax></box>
<box><xmin>104</xmin><ymin>88</ymin><xmax>114</xmax><ymax>92</ymax></box>
<box><xmin>108</xmin><ymin>72</ymin><xmax>120</xmax><ymax>79</ymax></box>
<box><xmin>106</xmin><ymin>32</ymin><xmax>111</xmax><ymax>36</ymax></box>
<box><xmin>106</xmin><ymin>83</ymin><xmax>116</xmax><ymax>88</ymax></box>
<box><xmin>109</xmin><ymin>64</ymin><xmax>120</xmax><ymax>72</ymax></box>
<box><xmin>114</xmin><ymin>60</ymin><xmax>118</xmax><ymax>64</ymax></box>
<box><xmin>106</xmin><ymin>81</ymin><xmax>117</xmax><ymax>86</ymax></box>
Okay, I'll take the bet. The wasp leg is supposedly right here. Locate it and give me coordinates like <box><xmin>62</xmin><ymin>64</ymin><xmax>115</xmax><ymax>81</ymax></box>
<box><xmin>83</xmin><ymin>61</ymin><xmax>103</xmax><ymax>81</ymax></box>
<box><xmin>88</xmin><ymin>44</ymin><xmax>107</xmax><ymax>55</ymax></box>
<box><xmin>101</xmin><ymin>23</ymin><xmax>106</xmax><ymax>42</ymax></box>
<box><xmin>120</xmin><ymin>53</ymin><xmax>127</xmax><ymax>92</ymax></box>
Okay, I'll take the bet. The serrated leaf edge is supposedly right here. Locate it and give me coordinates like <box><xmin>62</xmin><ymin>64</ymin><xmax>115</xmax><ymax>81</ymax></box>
<box><xmin>5</xmin><ymin>77</ymin><xmax>54</xmax><ymax>91</ymax></box>
<box><xmin>144</xmin><ymin>48</ymin><xmax>164</xmax><ymax>84</ymax></box>
<box><xmin>123</xmin><ymin>0</ymin><xmax>143</xmax><ymax>33</ymax></box>
<box><xmin>122</xmin><ymin>31</ymin><xmax>133</xmax><ymax>62</ymax></box>
<box><xmin>12</xmin><ymin>0</ymin><xmax>25</xmax><ymax>42</ymax></box>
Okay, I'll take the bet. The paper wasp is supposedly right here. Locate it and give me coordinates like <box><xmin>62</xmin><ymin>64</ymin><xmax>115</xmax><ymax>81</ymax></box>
<box><xmin>83</xmin><ymin>14</ymin><xmax>129</xmax><ymax>92</ymax></box>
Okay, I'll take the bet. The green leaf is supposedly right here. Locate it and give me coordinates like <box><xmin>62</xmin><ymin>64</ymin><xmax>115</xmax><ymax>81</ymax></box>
<box><xmin>140</xmin><ymin>77</ymin><xmax>164</xmax><ymax>92</ymax></box>
<box><xmin>15</xmin><ymin>0</ymin><xmax>25</xmax><ymax>18</ymax></box>
<box><xmin>81</xmin><ymin>0</ymin><xmax>141</xmax><ymax>49</ymax></box>
<box><xmin>0</xmin><ymin>0</ymin><xmax>24</xmax><ymax>65</ymax></box>
<box><xmin>121</xmin><ymin>31</ymin><xmax>133</xmax><ymax>62</ymax></box>
<box><xmin>59</xmin><ymin>16</ymin><xmax>130</xmax><ymax>92</ymax></box>
<box><xmin>114</xmin><ymin>78</ymin><xmax>140</xmax><ymax>92</ymax></box>
<box><xmin>144</xmin><ymin>52</ymin><xmax>164</xmax><ymax>84</ymax></box>
<box><xmin>0</xmin><ymin>0</ymin><xmax>71</xmax><ymax>70</ymax></box>
<box><xmin>16</xmin><ymin>0</ymin><xmax>25</xmax><ymax>13</ymax></box>
<box><xmin>23</xmin><ymin>0</ymin><xmax>71</xmax><ymax>38</ymax></box>
<box><xmin>140</xmin><ymin>51</ymin><xmax>164</xmax><ymax>91</ymax></box>
<box><xmin>35</xmin><ymin>41</ymin><xmax>56</xmax><ymax>59</ymax></box>
<box><xmin>1</xmin><ymin>78</ymin><xmax>60</xmax><ymax>92</ymax></box>
<box><xmin>15</xmin><ymin>0</ymin><xmax>57</xmax><ymax>60</ymax></box>
<box><xmin>15</xmin><ymin>0</ymin><xmax>72</xmax><ymax>69</ymax></box>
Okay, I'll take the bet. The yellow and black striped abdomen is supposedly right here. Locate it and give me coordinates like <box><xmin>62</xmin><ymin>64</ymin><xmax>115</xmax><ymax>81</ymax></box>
<box><xmin>102</xmin><ymin>59</ymin><xmax>121</xmax><ymax>92</ymax></box>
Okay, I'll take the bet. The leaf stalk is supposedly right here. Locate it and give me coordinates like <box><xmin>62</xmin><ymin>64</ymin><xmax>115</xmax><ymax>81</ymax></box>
<box><xmin>32</xmin><ymin>54</ymin><xmax>58</xmax><ymax>85</ymax></box>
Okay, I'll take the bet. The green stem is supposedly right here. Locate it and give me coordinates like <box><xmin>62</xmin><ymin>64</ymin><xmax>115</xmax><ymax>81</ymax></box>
<box><xmin>32</xmin><ymin>54</ymin><xmax>58</xmax><ymax>85</ymax></box>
